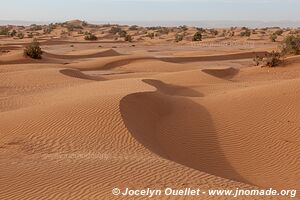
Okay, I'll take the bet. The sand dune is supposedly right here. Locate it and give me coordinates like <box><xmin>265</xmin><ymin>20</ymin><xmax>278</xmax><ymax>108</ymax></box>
<box><xmin>0</xmin><ymin>25</ymin><xmax>299</xmax><ymax>200</ymax></box>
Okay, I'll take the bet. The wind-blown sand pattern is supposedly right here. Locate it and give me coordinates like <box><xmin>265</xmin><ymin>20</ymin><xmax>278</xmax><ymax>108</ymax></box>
<box><xmin>0</xmin><ymin>23</ymin><xmax>299</xmax><ymax>199</ymax></box>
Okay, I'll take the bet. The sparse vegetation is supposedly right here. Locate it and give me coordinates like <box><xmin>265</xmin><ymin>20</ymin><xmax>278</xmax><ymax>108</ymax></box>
<box><xmin>253</xmin><ymin>51</ymin><xmax>283</xmax><ymax>67</ymax></box>
<box><xmin>124</xmin><ymin>34</ymin><xmax>133</xmax><ymax>42</ymax></box>
<box><xmin>43</xmin><ymin>27</ymin><xmax>53</xmax><ymax>34</ymax></box>
<box><xmin>179</xmin><ymin>25</ymin><xmax>188</xmax><ymax>31</ymax></box>
<box><xmin>0</xmin><ymin>27</ymin><xmax>10</xmax><ymax>35</ymax></box>
<box><xmin>110</xmin><ymin>26</ymin><xmax>122</xmax><ymax>35</ymax></box>
<box><xmin>24</xmin><ymin>39</ymin><xmax>43</xmax><ymax>59</ymax></box>
<box><xmin>209</xmin><ymin>29</ymin><xmax>218</xmax><ymax>36</ymax></box>
<box><xmin>281</xmin><ymin>35</ymin><xmax>300</xmax><ymax>55</ymax></box>
<box><xmin>129</xmin><ymin>25</ymin><xmax>138</xmax><ymax>31</ymax></box>
<box><xmin>274</xmin><ymin>29</ymin><xmax>284</xmax><ymax>36</ymax></box>
<box><xmin>263</xmin><ymin>51</ymin><xmax>284</xmax><ymax>67</ymax></box>
<box><xmin>270</xmin><ymin>34</ymin><xmax>278</xmax><ymax>42</ymax></box>
<box><xmin>175</xmin><ymin>34</ymin><xmax>184</xmax><ymax>42</ymax></box>
<box><xmin>192</xmin><ymin>31</ymin><xmax>202</xmax><ymax>41</ymax></box>
<box><xmin>118</xmin><ymin>30</ymin><xmax>127</xmax><ymax>38</ymax></box>
<box><xmin>17</xmin><ymin>32</ymin><xmax>24</xmax><ymax>39</ymax></box>
<box><xmin>29</xmin><ymin>24</ymin><xmax>42</xmax><ymax>31</ymax></box>
<box><xmin>27</xmin><ymin>32</ymin><xmax>34</xmax><ymax>38</ymax></box>
<box><xmin>9</xmin><ymin>30</ymin><xmax>17</xmax><ymax>37</ymax></box>
<box><xmin>240</xmin><ymin>29</ymin><xmax>251</xmax><ymax>37</ymax></box>
<box><xmin>146</xmin><ymin>32</ymin><xmax>155</xmax><ymax>39</ymax></box>
<box><xmin>84</xmin><ymin>32</ymin><xmax>98</xmax><ymax>40</ymax></box>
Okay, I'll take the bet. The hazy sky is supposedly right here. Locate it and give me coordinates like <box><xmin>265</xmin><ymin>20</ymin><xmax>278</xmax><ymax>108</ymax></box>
<box><xmin>0</xmin><ymin>0</ymin><xmax>299</xmax><ymax>22</ymax></box>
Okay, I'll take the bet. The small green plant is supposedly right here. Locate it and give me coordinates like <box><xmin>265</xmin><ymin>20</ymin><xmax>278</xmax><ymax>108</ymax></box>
<box><xmin>192</xmin><ymin>31</ymin><xmax>202</xmax><ymax>41</ymax></box>
<box><xmin>24</xmin><ymin>39</ymin><xmax>43</xmax><ymax>59</ymax></box>
<box><xmin>84</xmin><ymin>32</ymin><xmax>98</xmax><ymax>41</ymax></box>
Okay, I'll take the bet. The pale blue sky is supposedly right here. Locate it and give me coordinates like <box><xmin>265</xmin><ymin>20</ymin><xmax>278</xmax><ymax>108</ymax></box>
<box><xmin>0</xmin><ymin>0</ymin><xmax>299</xmax><ymax>22</ymax></box>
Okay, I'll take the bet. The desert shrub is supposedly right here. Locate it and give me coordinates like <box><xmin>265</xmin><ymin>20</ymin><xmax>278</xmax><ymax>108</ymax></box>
<box><xmin>196</xmin><ymin>27</ymin><xmax>205</xmax><ymax>33</ymax></box>
<box><xmin>29</xmin><ymin>24</ymin><xmax>42</xmax><ymax>31</ymax></box>
<box><xmin>27</xmin><ymin>32</ymin><xmax>34</xmax><ymax>38</ymax></box>
<box><xmin>110</xmin><ymin>26</ymin><xmax>122</xmax><ymax>35</ymax></box>
<box><xmin>275</xmin><ymin>29</ymin><xmax>284</xmax><ymax>36</ymax></box>
<box><xmin>281</xmin><ymin>35</ymin><xmax>300</xmax><ymax>55</ymax></box>
<box><xmin>82</xmin><ymin>21</ymin><xmax>88</xmax><ymax>26</ymax></box>
<box><xmin>124</xmin><ymin>34</ymin><xmax>133</xmax><ymax>42</ymax></box>
<box><xmin>129</xmin><ymin>25</ymin><xmax>138</xmax><ymax>31</ymax></box>
<box><xmin>84</xmin><ymin>32</ymin><xmax>98</xmax><ymax>40</ymax></box>
<box><xmin>253</xmin><ymin>55</ymin><xmax>263</xmax><ymax>66</ymax></box>
<box><xmin>24</xmin><ymin>39</ymin><xmax>43</xmax><ymax>59</ymax></box>
<box><xmin>9</xmin><ymin>30</ymin><xmax>17</xmax><ymax>37</ymax></box>
<box><xmin>192</xmin><ymin>31</ymin><xmax>202</xmax><ymax>41</ymax></box>
<box><xmin>118</xmin><ymin>30</ymin><xmax>127</xmax><ymax>38</ymax></box>
<box><xmin>179</xmin><ymin>25</ymin><xmax>188</xmax><ymax>31</ymax></box>
<box><xmin>240</xmin><ymin>29</ymin><xmax>251</xmax><ymax>37</ymax></box>
<box><xmin>270</xmin><ymin>34</ymin><xmax>278</xmax><ymax>42</ymax></box>
<box><xmin>158</xmin><ymin>27</ymin><xmax>169</xmax><ymax>35</ymax></box>
<box><xmin>175</xmin><ymin>34</ymin><xmax>184</xmax><ymax>42</ymax></box>
<box><xmin>263</xmin><ymin>51</ymin><xmax>283</xmax><ymax>67</ymax></box>
<box><xmin>0</xmin><ymin>27</ymin><xmax>10</xmax><ymax>35</ymax></box>
<box><xmin>229</xmin><ymin>31</ymin><xmax>235</xmax><ymax>37</ymax></box>
<box><xmin>146</xmin><ymin>32</ymin><xmax>155</xmax><ymax>39</ymax></box>
<box><xmin>43</xmin><ymin>27</ymin><xmax>53</xmax><ymax>34</ymax></box>
<box><xmin>209</xmin><ymin>29</ymin><xmax>218</xmax><ymax>36</ymax></box>
<box><xmin>253</xmin><ymin>51</ymin><xmax>284</xmax><ymax>67</ymax></box>
<box><xmin>17</xmin><ymin>32</ymin><xmax>24</xmax><ymax>39</ymax></box>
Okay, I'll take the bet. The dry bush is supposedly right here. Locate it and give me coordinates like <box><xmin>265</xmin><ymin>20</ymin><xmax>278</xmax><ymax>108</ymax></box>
<box><xmin>254</xmin><ymin>51</ymin><xmax>283</xmax><ymax>68</ymax></box>
<box><xmin>263</xmin><ymin>51</ymin><xmax>283</xmax><ymax>67</ymax></box>
<box><xmin>270</xmin><ymin>34</ymin><xmax>278</xmax><ymax>42</ymax></box>
<box><xmin>281</xmin><ymin>35</ymin><xmax>300</xmax><ymax>55</ymax></box>
<box><xmin>84</xmin><ymin>32</ymin><xmax>98</xmax><ymax>41</ymax></box>
<box><xmin>124</xmin><ymin>34</ymin><xmax>133</xmax><ymax>42</ymax></box>
<box><xmin>17</xmin><ymin>32</ymin><xmax>24</xmax><ymax>39</ymax></box>
<box><xmin>192</xmin><ymin>31</ymin><xmax>202</xmax><ymax>41</ymax></box>
<box><xmin>175</xmin><ymin>34</ymin><xmax>184</xmax><ymax>42</ymax></box>
<box><xmin>24</xmin><ymin>39</ymin><xmax>43</xmax><ymax>59</ymax></box>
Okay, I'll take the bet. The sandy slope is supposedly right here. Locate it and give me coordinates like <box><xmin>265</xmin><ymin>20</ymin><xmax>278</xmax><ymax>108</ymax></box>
<box><xmin>0</xmin><ymin>35</ymin><xmax>299</xmax><ymax>200</ymax></box>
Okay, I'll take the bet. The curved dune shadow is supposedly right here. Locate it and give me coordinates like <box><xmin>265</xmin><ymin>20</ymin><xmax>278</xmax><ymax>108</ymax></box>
<box><xmin>143</xmin><ymin>79</ymin><xmax>203</xmax><ymax>97</ymax></box>
<box><xmin>202</xmin><ymin>67</ymin><xmax>240</xmax><ymax>80</ymax></box>
<box><xmin>60</xmin><ymin>69</ymin><xmax>105</xmax><ymax>81</ymax></box>
<box><xmin>120</xmin><ymin>80</ymin><xmax>253</xmax><ymax>186</ymax></box>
